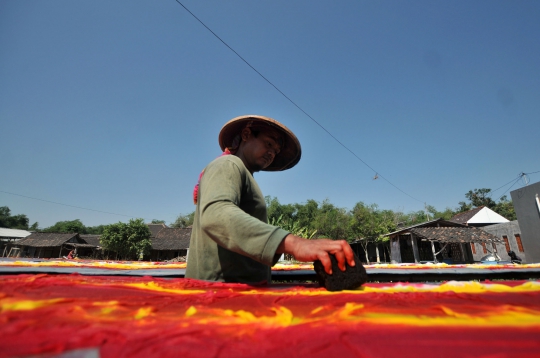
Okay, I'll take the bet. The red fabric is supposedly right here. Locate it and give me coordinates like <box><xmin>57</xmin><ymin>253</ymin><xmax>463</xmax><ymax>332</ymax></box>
<box><xmin>1</xmin><ymin>275</ymin><xmax>539</xmax><ymax>358</ymax></box>
<box><xmin>193</xmin><ymin>148</ymin><xmax>232</xmax><ymax>204</ymax></box>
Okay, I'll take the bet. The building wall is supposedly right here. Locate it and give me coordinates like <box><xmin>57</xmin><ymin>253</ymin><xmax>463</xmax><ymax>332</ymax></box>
<box><xmin>479</xmin><ymin>221</ymin><xmax>523</xmax><ymax>262</ymax></box>
<box><xmin>21</xmin><ymin>246</ymin><xmax>63</xmax><ymax>259</ymax></box>
<box><xmin>511</xmin><ymin>182</ymin><xmax>540</xmax><ymax>263</ymax></box>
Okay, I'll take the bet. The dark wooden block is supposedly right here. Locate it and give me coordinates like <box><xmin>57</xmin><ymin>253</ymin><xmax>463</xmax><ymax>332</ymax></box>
<box><xmin>313</xmin><ymin>253</ymin><xmax>368</xmax><ymax>291</ymax></box>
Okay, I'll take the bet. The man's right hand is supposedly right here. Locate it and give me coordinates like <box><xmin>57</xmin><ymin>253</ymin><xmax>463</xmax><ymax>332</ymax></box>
<box><xmin>277</xmin><ymin>235</ymin><xmax>355</xmax><ymax>275</ymax></box>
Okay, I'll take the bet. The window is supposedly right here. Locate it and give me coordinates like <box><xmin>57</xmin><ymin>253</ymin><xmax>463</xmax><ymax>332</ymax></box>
<box><xmin>515</xmin><ymin>234</ymin><xmax>524</xmax><ymax>252</ymax></box>
<box><xmin>470</xmin><ymin>243</ymin><xmax>476</xmax><ymax>254</ymax></box>
<box><xmin>481</xmin><ymin>243</ymin><xmax>487</xmax><ymax>254</ymax></box>
<box><xmin>503</xmin><ymin>236</ymin><xmax>510</xmax><ymax>252</ymax></box>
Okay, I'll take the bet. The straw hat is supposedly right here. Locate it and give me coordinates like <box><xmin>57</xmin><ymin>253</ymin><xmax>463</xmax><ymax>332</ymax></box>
<box><xmin>218</xmin><ymin>115</ymin><xmax>301</xmax><ymax>171</ymax></box>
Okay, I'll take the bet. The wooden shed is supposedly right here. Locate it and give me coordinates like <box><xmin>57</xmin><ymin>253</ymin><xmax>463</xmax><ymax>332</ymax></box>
<box><xmin>15</xmin><ymin>232</ymin><xmax>96</xmax><ymax>259</ymax></box>
<box><xmin>385</xmin><ymin>219</ymin><xmax>502</xmax><ymax>264</ymax></box>
<box><xmin>150</xmin><ymin>227</ymin><xmax>191</xmax><ymax>261</ymax></box>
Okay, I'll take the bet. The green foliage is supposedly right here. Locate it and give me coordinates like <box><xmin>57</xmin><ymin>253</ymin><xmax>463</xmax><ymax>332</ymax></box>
<box><xmin>458</xmin><ymin>188</ymin><xmax>516</xmax><ymax>220</ymax></box>
<box><xmin>350</xmin><ymin>202</ymin><xmax>396</xmax><ymax>242</ymax></box>
<box><xmin>0</xmin><ymin>206</ymin><xmax>36</xmax><ymax>230</ymax></box>
<box><xmin>312</xmin><ymin>200</ymin><xmax>351</xmax><ymax>241</ymax></box>
<box><xmin>151</xmin><ymin>219</ymin><xmax>166</xmax><ymax>224</ymax></box>
<box><xmin>493</xmin><ymin>195</ymin><xmax>517</xmax><ymax>221</ymax></box>
<box><xmin>43</xmin><ymin>219</ymin><xmax>88</xmax><ymax>234</ymax></box>
<box><xmin>171</xmin><ymin>212</ymin><xmax>195</xmax><ymax>228</ymax></box>
<box><xmin>41</xmin><ymin>219</ymin><xmax>106</xmax><ymax>234</ymax></box>
<box><xmin>100</xmin><ymin>219</ymin><xmax>151</xmax><ymax>261</ymax></box>
<box><xmin>465</xmin><ymin>188</ymin><xmax>496</xmax><ymax>208</ymax></box>
<box><xmin>86</xmin><ymin>225</ymin><xmax>107</xmax><ymax>235</ymax></box>
<box><xmin>269</xmin><ymin>214</ymin><xmax>317</xmax><ymax>239</ymax></box>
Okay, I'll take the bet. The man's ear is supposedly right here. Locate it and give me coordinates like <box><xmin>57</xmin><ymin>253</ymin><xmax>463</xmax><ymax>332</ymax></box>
<box><xmin>240</xmin><ymin>127</ymin><xmax>251</xmax><ymax>141</ymax></box>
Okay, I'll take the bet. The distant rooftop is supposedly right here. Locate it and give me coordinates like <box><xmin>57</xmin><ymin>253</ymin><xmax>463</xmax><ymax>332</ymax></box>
<box><xmin>450</xmin><ymin>206</ymin><xmax>509</xmax><ymax>225</ymax></box>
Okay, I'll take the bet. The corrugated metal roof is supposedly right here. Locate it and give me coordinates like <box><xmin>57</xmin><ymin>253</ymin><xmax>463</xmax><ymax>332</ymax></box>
<box><xmin>0</xmin><ymin>227</ymin><xmax>32</xmax><ymax>239</ymax></box>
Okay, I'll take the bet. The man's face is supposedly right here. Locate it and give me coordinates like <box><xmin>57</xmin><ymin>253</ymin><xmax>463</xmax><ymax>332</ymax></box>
<box><xmin>239</xmin><ymin>126</ymin><xmax>282</xmax><ymax>172</ymax></box>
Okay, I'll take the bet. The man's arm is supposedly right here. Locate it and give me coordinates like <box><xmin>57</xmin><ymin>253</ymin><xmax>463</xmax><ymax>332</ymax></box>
<box><xmin>277</xmin><ymin>235</ymin><xmax>355</xmax><ymax>275</ymax></box>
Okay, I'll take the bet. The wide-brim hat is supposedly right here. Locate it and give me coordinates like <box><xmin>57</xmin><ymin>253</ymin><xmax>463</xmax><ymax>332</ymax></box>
<box><xmin>218</xmin><ymin>115</ymin><xmax>301</xmax><ymax>171</ymax></box>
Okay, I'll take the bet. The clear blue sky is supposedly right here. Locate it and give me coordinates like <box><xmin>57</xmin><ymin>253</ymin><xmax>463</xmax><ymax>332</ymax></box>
<box><xmin>1</xmin><ymin>0</ymin><xmax>539</xmax><ymax>228</ymax></box>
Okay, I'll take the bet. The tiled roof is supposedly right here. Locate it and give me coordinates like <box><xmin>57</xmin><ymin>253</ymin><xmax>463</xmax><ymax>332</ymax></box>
<box><xmin>16</xmin><ymin>233</ymin><xmax>81</xmax><ymax>247</ymax></box>
<box><xmin>80</xmin><ymin>235</ymin><xmax>101</xmax><ymax>246</ymax></box>
<box><xmin>449</xmin><ymin>206</ymin><xmax>485</xmax><ymax>224</ymax></box>
<box><xmin>385</xmin><ymin>218</ymin><xmax>466</xmax><ymax>237</ymax></box>
<box><xmin>152</xmin><ymin>228</ymin><xmax>191</xmax><ymax>251</ymax></box>
<box><xmin>148</xmin><ymin>223</ymin><xmax>167</xmax><ymax>238</ymax></box>
<box><xmin>410</xmin><ymin>226</ymin><xmax>502</xmax><ymax>243</ymax></box>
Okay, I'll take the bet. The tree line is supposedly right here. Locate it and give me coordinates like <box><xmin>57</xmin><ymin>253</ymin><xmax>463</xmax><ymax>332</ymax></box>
<box><xmin>1</xmin><ymin>187</ymin><xmax>516</xmax><ymax>260</ymax></box>
<box><xmin>171</xmin><ymin>188</ymin><xmax>516</xmax><ymax>243</ymax></box>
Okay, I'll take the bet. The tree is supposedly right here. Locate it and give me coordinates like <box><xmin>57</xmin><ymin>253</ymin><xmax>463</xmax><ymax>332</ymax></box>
<box><xmin>43</xmin><ymin>219</ymin><xmax>88</xmax><ymax>234</ymax></box>
<box><xmin>465</xmin><ymin>188</ymin><xmax>496</xmax><ymax>209</ymax></box>
<box><xmin>0</xmin><ymin>206</ymin><xmax>37</xmax><ymax>230</ymax></box>
<box><xmin>265</xmin><ymin>196</ymin><xmax>296</xmax><ymax>224</ymax></box>
<box><xmin>151</xmin><ymin>219</ymin><xmax>166</xmax><ymax>224</ymax></box>
<box><xmin>493</xmin><ymin>195</ymin><xmax>517</xmax><ymax>221</ymax></box>
<box><xmin>349</xmin><ymin>202</ymin><xmax>398</xmax><ymax>263</ymax></box>
<box><xmin>312</xmin><ymin>200</ymin><xmax>351</xmax><ymax>241</ymax></box>
<box><xmin>171</xmin><ymin>212</ymin><xmax>195</xmax><ymax>228</ymax></box>
<box><xmin>100</xmin><ymin>219</ymin><xmax>151</xmax><ymax>260</ymax></box>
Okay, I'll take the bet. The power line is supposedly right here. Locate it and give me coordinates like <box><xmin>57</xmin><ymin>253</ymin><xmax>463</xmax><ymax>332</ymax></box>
<box><xmin>172</xmin><ymin>0</ymin><xmax>424</xmax><ymax>204</ymax></box>
<box><xmin>495</xmin><ymin>177</ymin><xmax>521</xmax><ymax>203</ymax></box>
<box><xmin>490</xmin><ymin>170</ymin><xmax>539</xmax><ymax>198</ymax></box>
<box><xmin>490</xmin><ymin>174</ymin><xmax>523</xmax><ymax>195</ymax></box>
<box><xmin>0</xmin><ymin>190</ymin><xmax>144</xmax><ymax>220</ymax></box>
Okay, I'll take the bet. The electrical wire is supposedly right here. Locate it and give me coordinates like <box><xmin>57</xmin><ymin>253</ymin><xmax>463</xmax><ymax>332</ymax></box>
<box><xmin>490</xmin><ymin>174</ymin><xmax>523</xmax><ymax>196</ymax></box>
<box><xmin>0</xmin><ymin>190</ymin><xmax>146</xmax><ymax>220</ymax></box>
<box><xmin>172</xmin><ymin>0</ymin><xmax>424</xmax><ymax>204</ymax></box>
<box><xmin>494</xmin><ymin>177</ymin><xmax>521</xmax><ymax>203</ymax></box>
<box><xmin>490</xmin><ymin>170</ymin><xmax>540</xmax><ymax>198</ymax></box>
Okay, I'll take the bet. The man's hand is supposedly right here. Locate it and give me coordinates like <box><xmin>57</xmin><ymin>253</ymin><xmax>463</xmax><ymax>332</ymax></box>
<box><xmin>277</xmin><ymin>235</ymin><xmax>355</xmax><ymax>275</ymax></box>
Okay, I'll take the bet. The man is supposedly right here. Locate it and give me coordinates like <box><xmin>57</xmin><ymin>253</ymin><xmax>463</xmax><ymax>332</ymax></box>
<box><xmin>186</xmin><ymin>114</ymin><xmax>355</xmax><ymax>283</ymax></box>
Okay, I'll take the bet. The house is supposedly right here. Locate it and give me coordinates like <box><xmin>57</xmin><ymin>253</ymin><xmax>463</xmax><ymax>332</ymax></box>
<box><xmin>0</xmin><ymin>227</ymin><xmax>32</xmax><ymax>257</ymax></box>
<box><xmin>479</xmin><ymin>221</ymin><xmax>524</xmax><ymax>262</ymax></box>
<box><xmin>150</xmin><ymin>227</ymin><xmax>191</xmax><ymax>261</ymax></box>
<box><xmin>384</xmin><ymin>219</ymin><xmax>502</xmax><ymax>264</ymax></box>
<box><xmin>14</xmin><ymin>232</ymin><xmax>96</xmax><ymax>259</ymax></box>
<box><xmin>450</xmin><ymin>207</ymin><xmax>524</xmax><ymax>262</ymax></box>
<box><xmin>511</xmin><ymin>181</ymin><xmax>540</xmax><ymax>263</ymax></box>
<box><xmin>449</xmin><ymin>206</ymin><xmax>509</xmax><ymax>227</ymax></box>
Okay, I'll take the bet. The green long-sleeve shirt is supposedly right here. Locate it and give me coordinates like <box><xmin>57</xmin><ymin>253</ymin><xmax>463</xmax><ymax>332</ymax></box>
<box><xmin>185</xmin><ymin>155</ymin><xmax>289</xmax><ymax>283</ymax></box>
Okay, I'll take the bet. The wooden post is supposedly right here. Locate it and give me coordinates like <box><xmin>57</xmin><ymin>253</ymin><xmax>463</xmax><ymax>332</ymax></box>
<box><xmin>390</xmin><ymin>236</ymin><xmax>402</xmax><ymax>263</ymax></box>
<box><xmin>431</xmin><ymin>241</ymin><xmax>438</xmax><ymax>263</ymax></box>
<box><xmin>375</xmin><ymin>245</ymin><xmax>380</xmax><ymax>263</ymax></box>
<box><xmin>411</xmin><ymin>234</ymin><xmax>420</xmax><ymax>263</ymax></box>
<box><xmin>461</xmin><ymin>243</ymin><xmax>469</xmax><ymax>263</ymax></box>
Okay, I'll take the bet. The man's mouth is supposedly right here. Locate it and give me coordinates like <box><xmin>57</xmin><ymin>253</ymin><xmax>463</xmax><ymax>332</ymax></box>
<box><xmin>262</xmin><ymin>155</ymin><xmax>273</xmax><ymax>165</ymax></box>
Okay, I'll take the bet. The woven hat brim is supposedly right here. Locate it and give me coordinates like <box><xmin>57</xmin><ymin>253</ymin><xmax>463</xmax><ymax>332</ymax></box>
<box><xmin>218</xmin><ymin>115</ymin><xmax>301</xmax><ymax>171</ymax></box>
